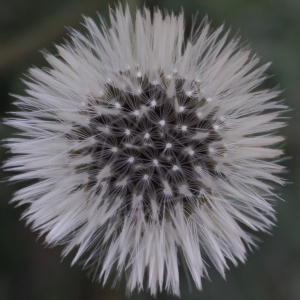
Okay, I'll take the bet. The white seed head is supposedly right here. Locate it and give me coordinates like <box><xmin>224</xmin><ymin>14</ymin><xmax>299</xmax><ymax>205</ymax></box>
<box><xmin>3</xmin><ymin>4</ymin><xmax>286</xmax><ymax>298</ymax></box>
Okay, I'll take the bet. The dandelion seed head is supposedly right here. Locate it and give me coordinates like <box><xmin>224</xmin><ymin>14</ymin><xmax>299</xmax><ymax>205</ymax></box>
<box><xmin>3</xmin><ymin>4</ymin><xmax>286</xmax><ymax>297</ymax></box>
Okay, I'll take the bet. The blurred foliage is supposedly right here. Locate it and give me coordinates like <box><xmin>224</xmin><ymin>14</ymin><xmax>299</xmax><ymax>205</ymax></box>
<box><xmin>0</xmin><ymin>0</ymin><xmax>299</xmax><ymax>299</ymax></box>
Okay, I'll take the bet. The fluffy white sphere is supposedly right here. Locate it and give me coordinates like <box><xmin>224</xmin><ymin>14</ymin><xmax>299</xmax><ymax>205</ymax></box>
<box><xmin>4</xmin><ymin>4</ymin><xmax>286</xmax><ymax>296</ymax></box>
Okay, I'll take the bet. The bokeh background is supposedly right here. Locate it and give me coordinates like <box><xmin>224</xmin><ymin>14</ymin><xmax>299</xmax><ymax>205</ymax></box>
<box><xmin>0</xmin><ymin>0</ymin><xmax>299</xmax><ymax>299</ymax></box>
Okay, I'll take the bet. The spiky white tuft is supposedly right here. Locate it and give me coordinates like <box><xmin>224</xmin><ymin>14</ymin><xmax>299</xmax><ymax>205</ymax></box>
<box><xmin>4</xmin><ymin>4</ymin><xmax>286</xmax><ymax>297</ymax></box>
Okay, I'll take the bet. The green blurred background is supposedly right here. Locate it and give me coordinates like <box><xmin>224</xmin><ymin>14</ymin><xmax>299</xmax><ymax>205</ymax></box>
<box><xmin>0</xmin><ymin>0</ymin><xmax>299</xmax><ymax>299</ymax></box>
